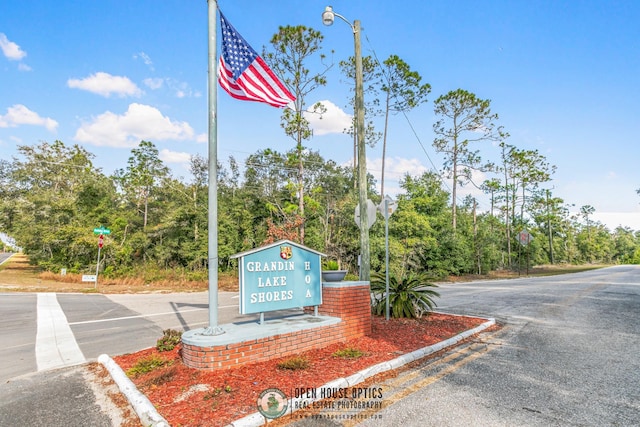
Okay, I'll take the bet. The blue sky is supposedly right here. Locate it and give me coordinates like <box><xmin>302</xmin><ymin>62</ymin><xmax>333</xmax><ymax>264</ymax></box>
<box><xmin>1</xmin><ymin>0</ymin><xmax>639</xmax><ymax>230</ymax></box>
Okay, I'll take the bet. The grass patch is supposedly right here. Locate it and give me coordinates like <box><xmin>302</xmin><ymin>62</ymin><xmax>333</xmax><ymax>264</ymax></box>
<box><xmin>203</xmin><ymin>385</ymin><xmax>233</xmax><ymax>400</ymax></box>
<box><xmin>141</xmin><ymin>366</ymin><xmax>177</xmax><ymax>387</ymax></box>
<box><xmin>156</xmin><ymin>329</ymin><xmax>182</xmax><ymax>352</ymax></box>
<box><xmin>126</xmin><ymin>354</ymin><xmax>172</xmax><ymax>378</ymax></box>
<box><xmin>277</xmin><ymin>356</ymin><xmax>310</xmax><ymax>370</ymax></box>
<box><xmin>332</xmin><ymin>347</ymin><xmax>366</xmax><ymax>359</ymax></box>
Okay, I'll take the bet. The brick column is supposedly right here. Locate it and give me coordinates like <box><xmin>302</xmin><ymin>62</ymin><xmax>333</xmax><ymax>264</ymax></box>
<box><xmin>182</xmin><ymin>280</ymin><xmax>372</xmax><ymax>370</ymax></box>
<box><xmin>305</xmin><ymin>281</ymin><xmax>371</xmax><ymax>338</ymax></box>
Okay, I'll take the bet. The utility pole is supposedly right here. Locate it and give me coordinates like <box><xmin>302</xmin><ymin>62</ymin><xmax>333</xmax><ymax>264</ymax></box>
<box><xmin>322</xmin><ymin>7</ymin><xmax>369</xmax><ymax>281</ymax></box>
<box><xmin>353</xmin><ymin>19</ymin><xmax>369</xmax><ymax>281</ymax></box>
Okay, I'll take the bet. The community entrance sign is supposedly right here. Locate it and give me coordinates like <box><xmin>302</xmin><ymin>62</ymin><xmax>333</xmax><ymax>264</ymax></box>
<box><xmin>231</xmin><ymin>240</ymin><xmax>324</xmax><ymax>315</ymax></box>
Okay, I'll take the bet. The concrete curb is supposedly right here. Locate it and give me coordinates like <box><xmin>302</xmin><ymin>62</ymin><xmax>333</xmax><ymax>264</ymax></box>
<box><xmin>98</xmin><ymin>354</ymin><xmax>170</xmax><ymax>427</ymax></box>
<box><xmin>227</xmin><ymin>316</ymin><xmax>496</xmax><ymax>427</ymax></box>
<box><xmin>99</xmin><ymin>316</ymin><xmax>495</xmax><ymax>427</ymax></box>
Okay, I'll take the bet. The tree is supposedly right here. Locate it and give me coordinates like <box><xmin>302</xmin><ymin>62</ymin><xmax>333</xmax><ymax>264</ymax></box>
<box><xmin>529</xmin><ymin>189</ymin><xmax>565</xmax><ymax>264</ymax></box>
<box><xmin>0</xmin><ymin>159</ymin><xmax>19</xmax><ymax>231</ymax></box>
<box><xmin>376</xmin><ymin>55</ymin><xmax>431</xmax><ymax>198</ymax></box>
<box><xmin>8</xmin><ymin>140</ymin><xmax>115</xmax><ymax>271</ymax></box>
<box><xmin>113</xmin><ymin>141</ymin><xmax>169</xmax><ymax>230</ymax></box>
<box><xmin>579</xmin><ymin>204</ymin><xmax>596</xmax><ymax>261</ymax></box>
<box><xmin>510</xmin><ymin>148</ymin><xmax>556</xmax><ymax>222</ymax></box>
<box><xmin>392</xmin><ymin>171</ymin><xmax>454</xmax><ymax>278</ymax></box>
<box><xmin>612</xmin><ymin>226</ymin><xmax>638</xmax><ymax>263</ymax></box>
<box><xmin>188</xmin><ymin>154</ymin><xmax>208</xmax><ymax>242</ymax></box>
<box><xmin>432</xmin><ymin>89</ymin><xmax>499</xmax><ymax>230</ymax></box>
<box><xmin>481</xmin><ymin>178</ymin><xmax>502</xmax><ymax>219</ymax></box>
<box><xmin>263</xmin><ymin>25</ymin><xmax>331</xmax><ymax>244</ymax></box>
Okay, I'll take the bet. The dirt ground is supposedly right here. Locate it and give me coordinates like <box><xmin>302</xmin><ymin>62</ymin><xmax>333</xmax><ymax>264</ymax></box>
<box><xmin>0</xmin><ymin>253</ymin><xmax>236</xmax><ymax>294</ymax></box>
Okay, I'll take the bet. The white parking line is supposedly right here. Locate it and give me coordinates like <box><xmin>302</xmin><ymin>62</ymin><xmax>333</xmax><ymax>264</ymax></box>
<box><xmin>36</xmin><ymin>293</ymin><xmax>86</xmax><ymax>371</ymax></box>
<box><xmin>66</xmin><ymin>304</ymin><xmax>237</xmax><ymax>326</ymax></box>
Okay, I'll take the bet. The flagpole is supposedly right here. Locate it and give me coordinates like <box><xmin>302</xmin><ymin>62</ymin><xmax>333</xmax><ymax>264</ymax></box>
<box><xmin>205</xmin><ymin>0</ymin><xmax>223</xmax><ymax>335</ymax></box>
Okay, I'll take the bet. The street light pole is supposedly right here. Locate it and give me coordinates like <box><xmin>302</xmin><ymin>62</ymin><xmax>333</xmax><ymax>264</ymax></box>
<box><xmin>322</xmin><ymin>6</ymin><xmax>369</xmax><ymax>281</ymax></box>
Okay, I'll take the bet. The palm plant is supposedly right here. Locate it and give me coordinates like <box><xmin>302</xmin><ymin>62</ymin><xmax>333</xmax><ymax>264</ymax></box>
<box><xmin>370</xmin><ymin>271</ymin><xmax>440</xmax><ymax>318</ymax></box>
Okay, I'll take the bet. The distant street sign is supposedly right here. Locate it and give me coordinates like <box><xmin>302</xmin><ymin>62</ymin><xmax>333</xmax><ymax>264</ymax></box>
<box><xmin>82</xmin><ymin>274</ymin><xmax>97</xmax><ymax>282</ymax></box>
<box><xmin>518</xmin><ymin>230</ymin><xmax>533</xmax><ymax>246</ymax></box>
<box><xmin>93</xmin><ymin>227</ymin><xmax>111</xmax><ymax>235</ymax></box>
<box><xmin>378</xmin><ymin>195</ymin><xmax>397</xmax><ymax>218</ymax></box>
<box><xmin>355</xmin><ymin>199</ymin><xmax>377</xmax><ymax>229</ymax></box>
<box><xmin>98</xmin><ymin>235</ymin><xmax>104</xmax><ymax>248</ymax></box>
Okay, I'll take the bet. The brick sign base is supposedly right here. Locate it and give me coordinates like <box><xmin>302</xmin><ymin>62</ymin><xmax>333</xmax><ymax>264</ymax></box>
<box><xmin>182</xmin><ymin>281</ymin><xmax>371</xmax><ymax>370</ymax></box>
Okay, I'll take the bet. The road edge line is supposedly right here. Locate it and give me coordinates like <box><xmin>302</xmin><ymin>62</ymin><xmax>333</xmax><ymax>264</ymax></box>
<box><xmin>98</xmin><ymin>354</ymin><xmax>170</xmax><ymax>427</ymax></box>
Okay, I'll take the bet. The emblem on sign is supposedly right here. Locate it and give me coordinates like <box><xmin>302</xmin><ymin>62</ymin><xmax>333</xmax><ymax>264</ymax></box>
<box><xmin>280</xmin><ymin>245</ymin><xmax>292</xmax><ymax>260</ymax></box>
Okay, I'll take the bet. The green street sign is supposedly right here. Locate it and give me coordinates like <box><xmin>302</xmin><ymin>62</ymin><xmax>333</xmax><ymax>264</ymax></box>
<box><xmin>93</xmin><ymin>227</ymin><xmax>111</xmax><ymax>235</ymax></box>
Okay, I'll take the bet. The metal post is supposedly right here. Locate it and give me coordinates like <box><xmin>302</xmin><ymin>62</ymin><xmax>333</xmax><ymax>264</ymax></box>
<box><xmin>94</xmin><ymin>244</ymin><xmax>101</xmax><ymax>289</ymax></box>
<box><xmin>204</xmin><ymin>0</ymin><xmax>223</xmax><ymax>335</ymax></box>
<box><xmin>385</xmin><ymin>198</ymin><xmax>390</xmax><ymax>320</ymax></box>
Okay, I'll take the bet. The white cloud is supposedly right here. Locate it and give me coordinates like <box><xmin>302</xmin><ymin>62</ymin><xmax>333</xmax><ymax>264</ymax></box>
<box><xmin>0</xmin><ymin>33</ymin><xmax>26</xmax><ymax>61</ymax></box>
<box><xmin>0</xmin><ymin>104</ymin><xmax>58</xmax><ymax>132</ymax></box>
<box><xmin>367</xmin><ymin>157</ymin><xmax>427</xmax><ymax>184</ymax></box>
<box><xmin>306</xmin><ymin>100</ymin><xmax>352</xmax><ymax>136</ymax></box>
<box><xmin>143</xmin><ymin>77</ymin><xmax>200</xmax><ymax>98</ymax></box>
<box><xmin>166</xmin><ymin>78</ymin><xmax>201</xmax><ymax>98</ymax></box>
<box><xmin>448</xmin><ymin>169</ymin><xmax>487</xmax><ymax>198</ymax></box>
<box><xmin>160</xmin><ymin>149</ymin><xmax>192</xmax><ymax>165</ymax></box>
<box><xmin>143</xmin><ymin>77</ymin><xmax>164</xmax><ymax>90</ymax></box>
<box><xmin>592</xmin><ymin>211</ymin><xmax>640</xmax><ymax>231</ymax></box>
<box><xmin>134</xmin><ymin>51</ymin><xmax>154</xmax><ymax>71</ymax></box>
<box><xmin>74</xmin><ymin>103</ymin><xmax>195</xmax><ymax>148</ymax></box>
<box><xmin>67</xmin><ymin>72</ymin><xmax>142</xmax><ymax>98</ymax></box>
<box><xmin>605</xmin><ymin>171</ymin><xmax>617</xmax><ymax>180</ymax></box>
<box><xmin>366</xmin><ymin>156</ymin><xmax>430</xmax><ymax>196</ymax></box>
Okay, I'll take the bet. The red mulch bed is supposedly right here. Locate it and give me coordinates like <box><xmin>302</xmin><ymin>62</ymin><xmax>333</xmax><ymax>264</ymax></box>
<box><xmin>113</xmin><ymin>313</ymin><xmax>487</xmax><ymax>427</ymax></box>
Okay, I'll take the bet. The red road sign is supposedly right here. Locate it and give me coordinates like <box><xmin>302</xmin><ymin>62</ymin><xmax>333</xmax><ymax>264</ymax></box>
<box><xmin>518</xmin><ymin>230</ymin><xmax>533</xmax><ymax>246</ymax></box>
<box><xmin>98</xmin><ymin>234</ymin><xmax>104</xmax><ymax>248</ymax></box>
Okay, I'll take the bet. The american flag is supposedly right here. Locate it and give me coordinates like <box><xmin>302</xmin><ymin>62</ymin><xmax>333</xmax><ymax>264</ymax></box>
<box><xmin>218</xmin><ymin>12</ymin><xmax>295</xmax><ymax>108</ymax></box>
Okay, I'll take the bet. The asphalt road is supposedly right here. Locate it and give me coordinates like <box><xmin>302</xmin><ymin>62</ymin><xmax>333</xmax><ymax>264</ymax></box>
<box><xmin>1</xmin><ymin>265</ymin><xmax>639</xmax><ymax>426</ymax></box>
<box><xmin>0</xmin><ymin>252</ymin><xmax>13</xmax><ymax>266</ymax></box>
<box><xmin>354</xmin><ymin>265</ymin><xmax>640</xmax><ymax>426</ymax></box>
<box><xmin>0</xmin><ymin>289</ymin><xmax>303</xmax><ymax>425</ymax></box>
<box><xmin>0</xmin><ymin>291</ymin><xmax>297</xmax><ymax>382</ymax></box>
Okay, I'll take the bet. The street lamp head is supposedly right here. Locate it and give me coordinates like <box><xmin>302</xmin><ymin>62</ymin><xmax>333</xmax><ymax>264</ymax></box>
<box><xmin>322</xmin><ymin>6</ymin><xmax>335</xmax><ymax>26</ymax></box>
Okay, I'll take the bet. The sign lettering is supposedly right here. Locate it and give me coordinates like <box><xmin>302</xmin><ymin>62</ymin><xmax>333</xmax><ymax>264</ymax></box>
<box><xmin>234</xmin><ymin>241</ymin><xmax>323</xmax><ymax>314</ymax></box>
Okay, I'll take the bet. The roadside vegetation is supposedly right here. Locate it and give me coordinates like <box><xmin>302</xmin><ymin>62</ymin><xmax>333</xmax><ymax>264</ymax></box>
<box><xmin>1</xmin><ymin>26</ymin><xmax>639</xmax><ymax>288</ymax></box>
<box><xmin>0</xmin><ymin>140</ymin><xmax>636</xmax><ymax>292</ymax></box>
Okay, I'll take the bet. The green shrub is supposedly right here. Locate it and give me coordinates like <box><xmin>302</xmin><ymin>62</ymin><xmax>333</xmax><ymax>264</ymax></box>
<box><xmin>277</xmin><ymin>356</ymin><xmax>310</xmax><ymax>370</ymax></box>
<box><xmin>370</xmin><ymin>271</ymin><xmax>440</xmax><ymax>318</ymax></box>
<box><xmin>204</xmin><ymin>385</ymin><xmax>233</xmax><ymax>400</ymax></box>
<box><xmin>156</xmin><ymin>329</ymin><xmax>182</xmax><ymax>352</ymax></box>
<box><xmin>126</xmin><ymin>354</ymin><xmax>172</xmax><ymax>378</ymax></box>
<box><xmin>141</xmin><ymin>366</ymin><xmax>177</xmax><ymax>387</ymax></box>
<box><xmin>323</xmin><ymin>259</ymin><xmax>340</xmax><ymax>270</ymax></box>
<box><xmin>332</xmin><ymin>347</ymin><xmax>366</xmax><ymax>359</ymax></box>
